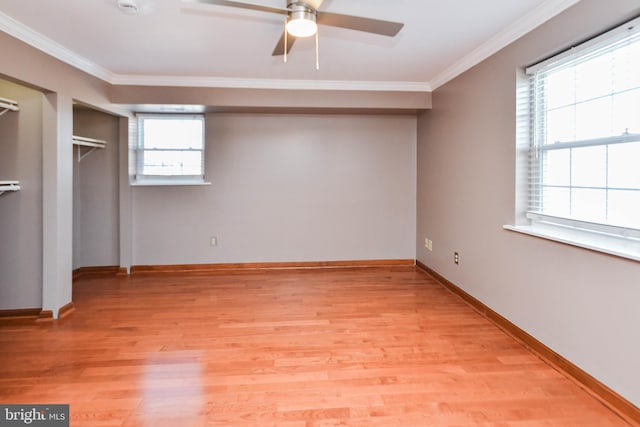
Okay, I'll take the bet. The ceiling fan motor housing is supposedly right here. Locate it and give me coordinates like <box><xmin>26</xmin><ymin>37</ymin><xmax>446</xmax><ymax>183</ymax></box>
<box><xmin>288</xmin><ymin>6</ymin><xmax>316</xmax><ymax>23</ymax></box>
<box><xmin>287</xmin><ymin>1</ymin><xmax>315</xmax><ymax>10</ymax></box>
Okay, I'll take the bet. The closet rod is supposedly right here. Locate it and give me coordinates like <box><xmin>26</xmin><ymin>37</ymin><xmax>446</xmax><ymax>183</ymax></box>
<box><xmin>0</xmin><ymin>180</ymin><xmax>20</xmax><ymax>196</ymax></box>
<box><xmin>0</xmin><ymin>97</ymin><xmax>19</xmax><ymax>116</ymax></box>
<box><xmin>72</xmin><ymin>135</ymin><xmax>107</xmax><ymax>148</ymax></box>
<box><xmin>72</xmin><ymin>135</ymin><xmax>107</xmax><ymax>161</ymax></box>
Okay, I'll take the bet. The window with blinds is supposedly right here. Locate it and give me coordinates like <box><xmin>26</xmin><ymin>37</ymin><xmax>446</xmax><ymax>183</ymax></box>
<box><xmin>135</xmin><ymin>114</ymin><xmax>205</xmax><ymax>183</ymax></box>
<box><xmin>526</xmin><ymin>17</ymin><xmax>640</xmax><ymax>240</ymax></box>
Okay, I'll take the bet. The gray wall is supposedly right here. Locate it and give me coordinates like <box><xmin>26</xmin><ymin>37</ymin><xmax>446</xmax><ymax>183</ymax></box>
<box><xmin>416</xmin><ymin>0</ymin><xmax>640</xmax><ymax>406</ymax></box>
<box><xmin>73</xmin><ymin>108</ymin><xmax>120</xmax><ymax>269</ymax></box>
<box><xmin>0</xmin><ymin>80</ymin><xmax>43</xmax><ymax>309</ymax></box>
<box><xmin>132</xmin><ymin>113</ymin><xmax>417</xmax><ymax>265</ymax></box>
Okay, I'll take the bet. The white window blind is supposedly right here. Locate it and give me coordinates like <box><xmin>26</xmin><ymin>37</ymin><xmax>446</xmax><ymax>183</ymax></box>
<box><xmin>135</xmin><ymin>114</ymin><xmax>205</xmax><ymax>183</ymax></box>
<box><xmin>526</xmin><ymin>17</ymin><xmax>640</xmax><ymax>240</ymax></box>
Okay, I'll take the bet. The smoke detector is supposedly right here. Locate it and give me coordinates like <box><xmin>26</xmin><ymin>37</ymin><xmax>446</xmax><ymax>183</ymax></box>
<box><xmin>116</xmin><ymin>0</ymin><xmax>139</xmax><ymax>14</ymax></box>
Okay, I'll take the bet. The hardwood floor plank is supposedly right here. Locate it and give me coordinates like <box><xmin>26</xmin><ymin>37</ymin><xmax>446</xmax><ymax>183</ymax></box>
<box><xmin>0</xmin><ymin>268</ymin><xmax>634</xmax><ymax>426</ymax></box>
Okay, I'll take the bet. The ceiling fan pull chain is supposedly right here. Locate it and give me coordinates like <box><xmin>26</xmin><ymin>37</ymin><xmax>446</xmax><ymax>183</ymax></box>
<box><xmin>315</xmin><ymin>27</ymin><xmax>319</xmax><ymax>70</ymax></box>
<box><xmin>284</xmin><ymin>16</ymin><xmax>288</xmax><ymax>63</ymax></box>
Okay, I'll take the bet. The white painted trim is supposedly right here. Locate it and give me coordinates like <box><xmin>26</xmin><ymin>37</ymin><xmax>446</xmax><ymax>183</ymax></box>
<box><xmin>130</xmin><ymin>180</ymin><xmax>212</xmax><ymax>187</ymax></box>
<box><xmin>110</xmin><ymin>74</ymin><xmax>431</xmax><ymax>92</ymax></box>
<box><xmin>430</xmin><ymin>0</ymin><xmax>582</xmax><ymax>90</ymax></box>
<box><xmin>503</xmin><ymin>224</ymin><xmax>640</xmax><ymax>263</ymax></box>
<box><xmin>0</xmin><ymin>11</ymin><xmax>116</xmax><ymax>83</ymax></box>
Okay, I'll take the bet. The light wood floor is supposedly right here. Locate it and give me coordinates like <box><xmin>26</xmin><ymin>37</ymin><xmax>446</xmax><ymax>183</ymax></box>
<box><xmin>0</xmin><ymin>267</ymin><xmax>632</xmax><ymax>426</ymax></box>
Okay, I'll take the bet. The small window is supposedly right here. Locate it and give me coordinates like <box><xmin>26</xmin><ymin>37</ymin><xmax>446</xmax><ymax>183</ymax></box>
<box><xmin>134</xmin><ymin>114</ymin><xmax>206</xmax><ymax>184</ymax></box>
<box><xmin>524</xmin><ymin>17</ymin><xmax>640</xmax><ymax>242</ymax></box>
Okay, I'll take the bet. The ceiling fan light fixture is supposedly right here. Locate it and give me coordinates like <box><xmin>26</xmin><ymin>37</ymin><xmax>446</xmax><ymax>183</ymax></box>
<box><xmin>286</xmin><ymin>8</ymin><xmax>317</xmax><ymax>38</ymax></box>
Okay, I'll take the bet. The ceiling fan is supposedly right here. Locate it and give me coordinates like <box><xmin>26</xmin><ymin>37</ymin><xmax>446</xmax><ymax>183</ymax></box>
<box><xmin>183</xmin><ymin>0</ymin><xmax>404</xmax><ymax>59</ymax></box>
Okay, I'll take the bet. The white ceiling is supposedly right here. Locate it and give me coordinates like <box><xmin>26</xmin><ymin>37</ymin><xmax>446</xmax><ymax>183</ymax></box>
<box><xmin>0</xmin><ymin>0</ymin><xmax>580</xmax><ymax>91</ymax></box>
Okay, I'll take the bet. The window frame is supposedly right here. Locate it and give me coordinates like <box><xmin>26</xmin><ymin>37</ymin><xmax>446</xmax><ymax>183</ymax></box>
<box><xmin>507</xmin><ymin>17</ymin><xmax>640</xmax><ymax>262</ymax></box>
<box><xmin>132</xmin><ymin>113</ymin><xmax>208</xmax><ymax>186</ymax></box>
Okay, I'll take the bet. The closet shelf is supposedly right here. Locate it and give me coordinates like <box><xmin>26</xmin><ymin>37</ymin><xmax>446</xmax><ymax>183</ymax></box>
<box><xmin>72</xmin><ymin>135</ymin><xmax>107</xmax><ymax>161</ymax></box>
<box><xmin>0</xmin><ymin>97</ymin><xmax>19</xmax><ymax>116</ymax></box>
<box><xmin>0</xmin><ymin>180</ymin><xmax>20</xmax><ymax>196</ymax></box>
<box><xmin>0</xmin><ymin>99</ymin><xmax>20</xmax><ymax>196</ymax></box>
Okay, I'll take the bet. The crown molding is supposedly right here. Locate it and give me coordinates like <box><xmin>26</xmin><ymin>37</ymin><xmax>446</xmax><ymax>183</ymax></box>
<box><xmin>0</xmin><ymin>9</ymin><xmax>431</xmax><ymax>93</ymax></box>
<box><xmin>429</xmin><ymin>0</ymin><xmax>582</xmax><ymax>90</ymax></box>
<box><xmin>0</xmin><ymin>0</ymin><xmax>580</xmax><ymax>94</ymax></box>
<box><xmin>0</xmin><ymin>9</ymin><xmax>429</xmax><ymax>93</ymax></box>
<box><xmin>110</xmin><ymin>74</ymin><xmax>432</xmax><ymax>92</ymax></box>
<box><xmin>0</xmin><ymin>10</ymin><xmax>116</xmax><ymax>83</ymax></box>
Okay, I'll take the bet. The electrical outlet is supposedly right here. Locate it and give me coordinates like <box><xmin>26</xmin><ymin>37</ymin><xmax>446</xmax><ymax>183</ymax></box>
<box><xmin>454</xmin><ymin>252</ymin><xmax>459</xmax><ymax>264</ymax></box>
<box><xmin>424</xmin><ymin>238</ymin><xmax>433</xmax><ymax>251</ymax></box>
<box><xmin>210</xmin><ymin>236</ymin><xmax>217</xmax><ymax>247</ymax></box>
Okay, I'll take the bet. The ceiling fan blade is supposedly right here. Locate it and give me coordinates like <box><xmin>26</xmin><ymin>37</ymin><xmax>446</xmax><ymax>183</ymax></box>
<box><xmin>317</xmin><ymin>12</ymin><xmax>404</xmax><ymax>37</ymax></box>
<box><xmin>182</xmin><ymin>0</ymin><xmax>288</xmax><ymax>16</ymax></box>
<box><xmin>272</xmin><ymin>31</ymin><xmax>297</xmax><ymax>56</ymax></box>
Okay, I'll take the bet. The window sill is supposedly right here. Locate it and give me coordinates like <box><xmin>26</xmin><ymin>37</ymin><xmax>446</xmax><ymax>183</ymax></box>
<box><xmin>130</xmin><ymin>180</ymin><xmax>212</xmax><ymax>187</ymax></box>
<box><xmin>503</xmin><ymin>224</ymin><xmax>640</xmax><ymax>262</ymax></box>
